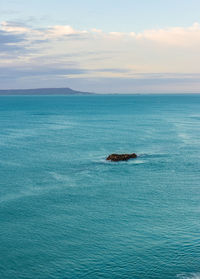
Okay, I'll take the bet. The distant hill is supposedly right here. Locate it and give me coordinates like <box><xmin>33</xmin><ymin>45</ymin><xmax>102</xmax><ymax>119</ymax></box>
<box><xmin>0</xmin><ymin>88</ymin><xmax>92</xmax><ymax>95</ymax></box>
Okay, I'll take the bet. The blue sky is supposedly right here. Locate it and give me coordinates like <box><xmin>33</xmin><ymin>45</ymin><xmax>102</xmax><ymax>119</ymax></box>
<box><xmin>2</xmin><ymin>0</ymin><xmax>200</xmax><ymax>31</ymax></box>
<box><xmin>1</xmin><ymin>0</ymin><xmax>200</xmax><ymax>93</ymax></box>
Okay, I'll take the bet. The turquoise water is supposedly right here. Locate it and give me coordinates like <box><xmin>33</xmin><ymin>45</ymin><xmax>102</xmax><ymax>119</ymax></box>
<box><xmin>0</xmin><ymin>95</ymin><xmax>200</xmax><ymax>279</ymax></box>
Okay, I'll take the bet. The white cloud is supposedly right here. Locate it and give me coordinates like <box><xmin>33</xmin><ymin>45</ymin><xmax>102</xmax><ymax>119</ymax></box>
<box><xmin>132</xmin><ymin>22</ymin><xmax>200</xmax><ymax>46</ymax></box>
<box><xmin>1</xmin><ymin>21</ymin><xmax>200</xmax><ymax>91</ymax></box>
<box><xmin>109</xmin><ymin>32</ymin><xmax>124</xmax><ymax>37</ymax></box>
<box><xmin>45</xmin><ymin>25</ymin><xmax>88</xmax><ymax>39</ymax></box>
<box><xmin>1</xmin><ymin>21</ymin><xmax>29</xmax><ymax>34</ymax></box>
<box><xmin>0</xmin><ymin>21</ymin><xmax>88</xmax><ymax>41</ymax></box>
<box><xmin>91</xmin><ymin>28</ymin><xmax>102</xmax><ymax>33</ymax></box>
<box><xmin>2</xmin><ymin>21</ymin><xmax>200</xmax><ymax>46</ymax></box>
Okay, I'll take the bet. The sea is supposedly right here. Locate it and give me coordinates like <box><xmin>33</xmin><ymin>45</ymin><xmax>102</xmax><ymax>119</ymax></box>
<box><xmin>0</xmin><ymin>94</ymin><xmax>200</xmax><ymax>279</ymax></box>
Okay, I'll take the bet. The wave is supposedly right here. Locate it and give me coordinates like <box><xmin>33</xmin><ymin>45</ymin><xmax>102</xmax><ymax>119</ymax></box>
<box><xmin>127</xmin><ymin>159</ymin><xmax>145</xmax><ymax>164</ymax></box>
<box><xmin>31</xmin><ymin>112</ymin><xmax>59</xmax><ymax>116</ymax></box>
<box><xmin>49</xmin><ymin>171</ymin><xmax>72</xmax><ymax>182</ymax></box>
<box><xmin>0</xmin><ymin>159</ymin><xmax>21</xmax><ymax>166</ymax></box>
<box><xmin>43</xmin><ymin>120</ymin><xmax>76</xmax><ymax>130</ymax></box>
<box><xmin>91</xmin><ymin>156</ymin><xmax>145</xmax><ymax>165</ymax></box>
<box><xmin>49</xmin><ymin>171</ymin><xmax>80</xmax><ymax>187</ymax></box>
<box><xmin>0</xmin><ymin>175</ymin><xmax>74</xmax><ymax>204</ymax></box>
<box><xmin>139</xmin><ymin>152</ymin><xmax>167</xmax><ymax>158</ymax></box>
<box><xmin>189</xmin><ymin>114</ymin><xmax>200</xmax><ymax>121</ymax></box>
<box><xmin>177</xmin><ymin>273</ymin><xmax>200</xmax><ymax>279</ymax></box>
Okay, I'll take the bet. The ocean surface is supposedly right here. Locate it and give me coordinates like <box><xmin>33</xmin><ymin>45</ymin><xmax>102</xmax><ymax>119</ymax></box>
<box><xmin>0</xmin><ymin>94</ymin><xmax>200</xmax><ymax>279</ymax></box>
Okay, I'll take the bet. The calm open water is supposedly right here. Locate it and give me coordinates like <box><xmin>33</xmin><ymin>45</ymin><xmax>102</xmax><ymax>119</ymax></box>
<box><xmin>0</xmin><ymin>94</ymin><xmax>200</xmax><ymax>279</ymax></box>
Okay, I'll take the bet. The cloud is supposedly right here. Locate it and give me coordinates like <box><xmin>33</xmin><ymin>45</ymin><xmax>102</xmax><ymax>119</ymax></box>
<box><xmin>0</xmin><ymin>21</ymin><xmax>88</xmax><ymax>42</ymax></box>
<box><xmin>1</xmin><ymin>21</ymin><xmax>29</xmax><ymax>34</ymax></box>
<box><xmin>0</xmin><ymin>30</ymin><xmax>23</xmax><ymax>44</ymax></box>
<box><xmin>91</xmin><ymin>28</ymin><xmax>102</xmax><ymax>33</ymax></box>
<box><xmin>0</xmin><ymin>64</ymin><xmax>88</xmax><ymax>80</ymax></box>
<box><xmin>132</xmin><ymin>22</ymin><xmax>200</xmax><ymax>46</ymax></box>
<box><xmin>0</xmin><ymin>29</ymin><xmax>25</xmax><ymax>53</ymax></box>
<box><xmin>2</xmin><ymin>20</ymin><xmax>200</xmax><ymax>46</ymax></box>
<box><xmin>46</xmin><ymin>25</ymin><xmax>88</xmax><ymax>38</ymax></box>
<box><xmin>0</xmin><ymin>21</ymin><xmax>200</xmax><ymax>92</ymax></box>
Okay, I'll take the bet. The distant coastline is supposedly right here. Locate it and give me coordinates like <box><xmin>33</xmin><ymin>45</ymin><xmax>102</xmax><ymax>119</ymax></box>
<box><xmin>0</xmin><ymin>88</ymin><xmax>93</xmax><ymax>96</ymax></box>
<box><xmin>0</xmin><ymin>88</ymin><xmax>200</xmax><ymax>95</ymax></box>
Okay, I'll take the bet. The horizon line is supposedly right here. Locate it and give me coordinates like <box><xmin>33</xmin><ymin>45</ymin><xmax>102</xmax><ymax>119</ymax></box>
<box><xmin>0</xmin><ymin>87</ymin><xmax>200</xmax><ymax>95</ymax></box>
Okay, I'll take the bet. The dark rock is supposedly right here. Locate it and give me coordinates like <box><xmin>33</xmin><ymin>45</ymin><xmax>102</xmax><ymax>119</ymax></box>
<box><xmin>106</xmin><ymin>153</ymin><xmax>137</xmax><ymax>162</ymax></box>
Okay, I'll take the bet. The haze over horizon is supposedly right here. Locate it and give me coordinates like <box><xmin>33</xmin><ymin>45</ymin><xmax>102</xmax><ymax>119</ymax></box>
<box><xmin>1</xmin><ymin>0</ymin><xmax>200</xmax><ymax>93</ymax></box>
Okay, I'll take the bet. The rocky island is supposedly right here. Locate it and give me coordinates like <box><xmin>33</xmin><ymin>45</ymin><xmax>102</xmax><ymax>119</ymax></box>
<box><xmin>106</xmin><ymin>153</ymin><xmax>137</xmax><ymax>162</ymax></box>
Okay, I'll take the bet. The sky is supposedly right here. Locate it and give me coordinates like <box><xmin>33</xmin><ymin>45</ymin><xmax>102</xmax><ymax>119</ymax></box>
<box><xmin>0</xmin><ymin>0</ymin><xmax>200</xmax><ymax>93</ymax></box>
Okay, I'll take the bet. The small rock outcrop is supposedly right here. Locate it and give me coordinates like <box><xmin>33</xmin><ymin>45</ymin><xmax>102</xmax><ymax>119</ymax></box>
<box><xmin>106</xmin><ymin>153</ymin><xmax>137</xmax><ymax>162</ymax></box>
